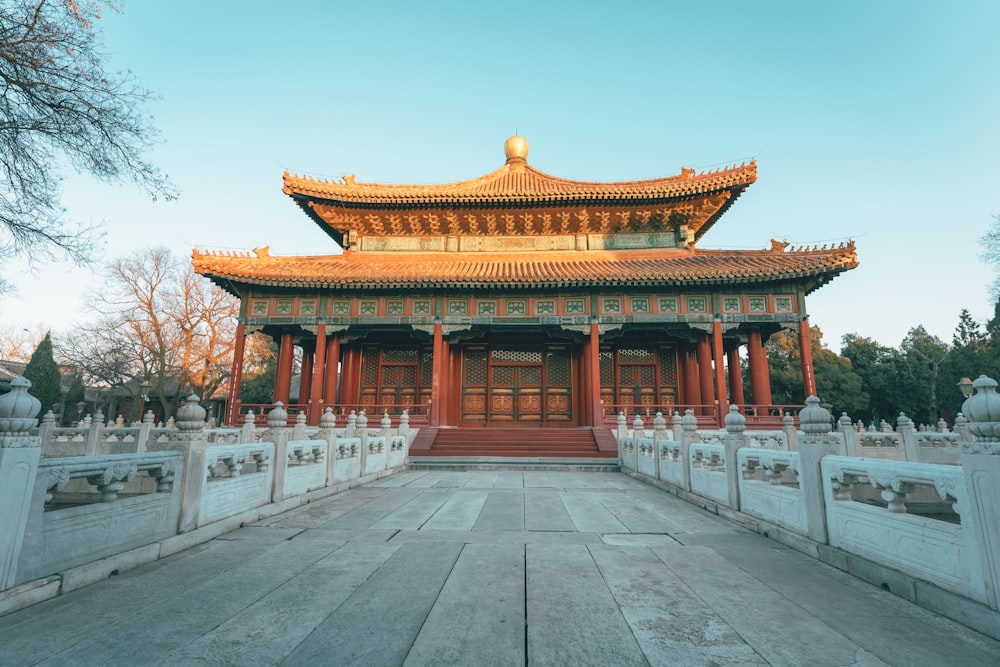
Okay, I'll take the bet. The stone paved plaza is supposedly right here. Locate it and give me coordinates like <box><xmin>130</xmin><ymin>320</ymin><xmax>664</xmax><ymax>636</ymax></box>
<box><xmin>2</xmin><ymin>470</ymin><xmax>999</xmax><ymax>666</ymax></box>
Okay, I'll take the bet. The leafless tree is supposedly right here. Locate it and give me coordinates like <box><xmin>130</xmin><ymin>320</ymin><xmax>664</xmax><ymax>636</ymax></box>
<box><xmin>61</xmin><ymin>247</ymin><xmax>245</xmax><ymax>417</ymax></box>
<box><xmin>0</xmin><ymin>0</ymin><xmax>175</xmax><ymax>292</ymax></box>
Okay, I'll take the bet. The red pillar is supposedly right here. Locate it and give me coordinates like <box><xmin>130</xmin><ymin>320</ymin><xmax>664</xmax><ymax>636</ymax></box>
<box><xmin>299</xmin><ymin>343</ymin><xmax>314</xmax><ymax>407</ymax></box>
<box><xmin>748</xmin><ymin>329</ymin><xmax>772</xmax><ymax>409</ymax></box>
<box><xmin>274</xmin><ymin>331</ymin><xmax>294</xmax><ymax>406</ymax></box>
<box><xmin>589</xmin><ymin>322</ymin><xmax>602</xmax><ymax>426</ymax></box>
<box><xmin>440</xmin><ymin>339</ymin><xmax>451</xmax><ymax>425</ymax></box>
<box><xmin>799</xmin><ymin>319</ymin><xmax>817</xmax><ymax>398</ymax></box>
<box><xmin>225</xmin><ymin>323</ymin><xmax>247</xmax><ymax>426</ymax></box>
<box><xmin>308</xmin><ymin>324</ymin><xmax>327</xmax><ymax>424</ymax></box>
<box><xmin>323</xmin><ymin>336</ymin><xmax>340</xmax><ymax>405</ymax></box>
<box><xmin>340</xmin><ymin>347</ymin><xmax>360</xmax><ymax>406</ymax></box>
<box><xmin>727</xmin><ymin>346</ymin><xmax>745</xmax><ymax>408</ymax></box>
<box><xmin>697</xmin><ymin>333</ymin><xmax>714</xmax><ymax>415</ymax></box>
<box><xmin>683</xmin><ymin>345</ymin><xmax>700</xmax><ymax>408</ymax></box>
<box><xmin>430</xmin><ymin>322</ymin><xmax>443</xmax><ymax>426</ymax></box>
<box><xmin>712</xmin><ymin>321</ymin><xmax>728</xmax><ymax>425</ymax></box>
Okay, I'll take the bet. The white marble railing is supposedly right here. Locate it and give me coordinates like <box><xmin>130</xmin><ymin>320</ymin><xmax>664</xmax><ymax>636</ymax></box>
<box><xmin>2</xmin><ymin>420</ymin><xmax>417</xmax><ymax>606</ymax></box>
<box><xmin>820</xmin><ymin>456</ymin><xmax>983</xmax><ymax>602</ymax></box>
<box><xmin>689</xmin><ymin>441</ymin><xmax>729</xmax><ymax>506</ymax></box>
<box><xmin>15</xmin><ymin>452</ymin><xmax>184</xmax><ymax>585</ymax></box>
<box><xmin>738</xmin><ymin>448</ymin><xmax>806</xmax><ymax>534</ymax></box>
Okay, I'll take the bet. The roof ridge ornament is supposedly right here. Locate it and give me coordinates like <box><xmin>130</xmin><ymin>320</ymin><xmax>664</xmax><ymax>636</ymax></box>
<box><xmin>504</xmin><ymin>135</ymin><xmax>529</xmax><ymax>164</ymax></box>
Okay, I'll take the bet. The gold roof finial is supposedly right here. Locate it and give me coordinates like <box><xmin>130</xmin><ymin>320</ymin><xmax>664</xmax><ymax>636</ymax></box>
<box><xmin>504</xmin><ymin>135</ymin><xmax>529</xmax><ymax>163</ymax></box>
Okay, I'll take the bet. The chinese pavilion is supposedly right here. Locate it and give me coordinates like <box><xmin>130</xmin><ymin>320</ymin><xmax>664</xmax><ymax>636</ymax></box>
<box><xmin>193</xmin><ymin>136</ymin><xmax>857</xmax><ymax>446</ymax></box>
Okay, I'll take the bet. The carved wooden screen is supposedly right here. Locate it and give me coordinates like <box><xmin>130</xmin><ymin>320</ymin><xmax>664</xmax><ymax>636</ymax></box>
<box><xmin>600</xmin><ymin>344</ymin><xmax>678</xmax><ymax>414</ymax></box>
<box><xmin>359</xmin><ymin>345</ymin><xmax>429</xmax><ymax>411</ymax></box>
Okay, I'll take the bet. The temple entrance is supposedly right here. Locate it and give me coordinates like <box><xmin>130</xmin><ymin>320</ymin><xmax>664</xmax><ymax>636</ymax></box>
<box><xmin>460</xmin><ymin>343</ymin><xmax>573</xmax><ymax>425</ymax></box>
<box><xmin>600</xmin><ymin>344</ymin><xmax>679</xmax><ymax>416</ymax></box>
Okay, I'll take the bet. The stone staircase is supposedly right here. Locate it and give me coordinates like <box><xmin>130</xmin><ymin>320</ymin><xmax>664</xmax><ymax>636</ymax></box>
<box><xmin>409</xmin><ymin>427</ymin><xmax>618</xmax><ymax>459</ymax></box>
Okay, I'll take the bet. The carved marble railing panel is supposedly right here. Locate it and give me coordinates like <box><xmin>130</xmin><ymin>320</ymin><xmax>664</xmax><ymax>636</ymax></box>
<box><xmin>387</xmin><ymin>434</ymin><xmax>408</xmax><ymax>468</ymax></box>
<box><xmin>820</xmin><ymin>456</ymin><xmax>984</xmax><ymax>603</ymax></box>
<box><xmin>689</xmin><ymin>442</ymin><xmax>729</xmax><ymax>506</ymax></box>
<box><xmin>636</xmin><ymin>437</ymin><xmax>657</xmax><ymax>478</ymax></box>
<box><xmin>658</xmin><ymin>441</ymin><xmax>685</xmax><ymax>487</ymax></box>
<box><xmin>283</xmin><ymin>439</ymin><xmax>328</xmax><ymax>497</ymax></box>
<box><xmin>738</xmin><ymin>448</ymin><xmax>807</xmax><ymax>534</ymax></box>
<box><xmin>745</xmin><ymin>431</ymin><xmax>788</xmax><ymax>451</ymax></box>
<box><xmin>363</xmin><ymin>436</ymin><xmax>387</xmax><ymax>476</ymax></box>
<box><xmin>15</xmin><ymin>452</ymin><xmax>183</xmax><ymax>586</ymax></box>
<box><xmin>331</xmin><ymin>436</ymin><xmax>361</xmax><ymax>483</ymax></box>
<box><xmin>914</xmin><ymin>432</ymin><xmax>961</xmax><ymax>465</ymax></box>
<box><xmin>204</xmin><ymin>428</ymin><xmax>241</xmax><ymax>445</ymax></box>
<box><xmin>199</xmin><ymin>442</ymin><xmax>275</xmax><ymax>526</ymax></box>
<box><xmin>856</xmin><ymin>432</ymin><xmax>905</xmax><ymax>460</ymax></box>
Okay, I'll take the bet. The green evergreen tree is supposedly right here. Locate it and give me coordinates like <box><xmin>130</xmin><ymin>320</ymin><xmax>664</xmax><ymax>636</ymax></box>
<box><xmin>22</xmin><ymin>332</ymin><xmax>62</xmax><ymax>417</ymax></box>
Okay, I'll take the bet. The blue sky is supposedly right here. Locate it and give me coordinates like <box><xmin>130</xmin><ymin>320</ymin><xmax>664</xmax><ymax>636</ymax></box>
<box><xmin>3</xmin><ymin>0</ymin><xmax>999</xmax><ymax>351</ymax></box>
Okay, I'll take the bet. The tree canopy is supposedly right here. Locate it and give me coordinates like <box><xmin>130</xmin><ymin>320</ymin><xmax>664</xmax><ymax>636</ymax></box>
<box><xmin>0</xmin><ymin>0</ymin><xmax>174</xmax><ymax>291</ymax></box>
<box><xmin>22</xmin><ymin>330</ymin><xmax>60</xmax><ymax>415</ymax></box>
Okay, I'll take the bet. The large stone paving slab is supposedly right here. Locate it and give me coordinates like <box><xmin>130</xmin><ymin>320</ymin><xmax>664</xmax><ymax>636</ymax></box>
<box><xmin>3</xmin><ymin>470</ymin><xmax>1000</xmax><ymax>666</ymax></box>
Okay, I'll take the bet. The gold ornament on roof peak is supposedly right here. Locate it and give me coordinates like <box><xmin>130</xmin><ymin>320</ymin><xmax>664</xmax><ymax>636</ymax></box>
<box><xmin>504</xmin><ymin>135</ymin><xmax>529</xmax><ymax>163</ymax></box>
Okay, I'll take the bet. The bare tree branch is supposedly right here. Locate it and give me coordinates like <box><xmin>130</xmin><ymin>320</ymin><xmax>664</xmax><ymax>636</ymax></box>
<box><xmin>0</xmin><ymin>0</ymin><xmax>175</xmax><ymax>292</ymax></box>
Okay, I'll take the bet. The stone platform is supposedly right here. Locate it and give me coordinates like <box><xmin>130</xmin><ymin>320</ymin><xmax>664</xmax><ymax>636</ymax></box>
<box><xmin>2</xmin><ymin>470</ymin><xmax>999</xmax><ymax>666</ymax></box>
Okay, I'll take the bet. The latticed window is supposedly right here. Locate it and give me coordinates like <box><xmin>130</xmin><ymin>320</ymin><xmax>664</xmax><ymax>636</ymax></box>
<box><xmin>659</xmin><ymin>346</ymin><xmax>678</xmax><ymax>386</ymax></box>
<box><xmin>599</xmin><ymin>351</ymin><xmax>614</xmax><ymax>387</ymax></box>
<box><xmin>618</xmin><ymin>348</ymin><xmax>655</xmax><ymax>363</ymax></box>
<box><xmin>421</xmin><ymin>350</ymin><xmax>434</xmax><ymax>387</ymax></box>
<box><xmin>546</xmin><ymin>349</ymin><xmax>570</xmax><ymax>387</ymax></box>
<box><xmin>383</xmin><ymin>349</ymin><xmax>418</xmax><ymax>364</ymax></box>
<box><xmin>463</xmin><ymin>348</ymin><xmax>488</xmax><ymax>387</ymax></box>
<box><xmin>491</xmin><ymin>347</ymin><xmax>543</xmax><ymax>363</ymax></box>
<box><xmin>361</xmin><ymin>349</ymin><xmax>379</xmax><ymax>387</ymax></box>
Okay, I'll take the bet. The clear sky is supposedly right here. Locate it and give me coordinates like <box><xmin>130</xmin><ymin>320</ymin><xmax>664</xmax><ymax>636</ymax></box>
<box><xmin>2</xmin><ymin>0</ymin><xmax>998</xmax><ymax>351</ymax></box>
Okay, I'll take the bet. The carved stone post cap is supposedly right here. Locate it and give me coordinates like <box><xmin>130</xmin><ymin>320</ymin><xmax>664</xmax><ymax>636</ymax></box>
<box><xmin>267</xmin><ymin>401</ymin><xmax>288</xmax><ymax>428</ymax></box>
<box><xmin>962</xmin><ymin>375</ymin><xmax>1000</xmax><ymax>440</ymax></box>
<box><xmin>42</xmin><ymin>410</ymin><xmax>56</xmax><ymax>425</ymax></box>
<box><xmin>296</xmin><ymin>411</ymin><xmax>307</xmax><ymax>425</ymax></box>
<box><xmin>143</xmin><ymin>410</ymin><xmax>155</xmax><ymax>424</ymax></box>
<box><xmin>381</xmin><ymin>412</ymin><xmax>391</xmax><ymax>428</ymax></box>
<box><xmin>799</xmin><ymin>395</ymin><xmax>832</xmax><ymax>435</ymax></box>
<box><xmin>244</xmin><ymin>410</ymin><xmax>256</xmax><ymax>424</ymax></box>
<box><xmin>320</xmin><ymin>407</ymin><xmax>337</xmax><ymax>428</ymax></box>
<box><xmin>0</xmin><ymin>375</ymin><xmax>42</xmax><ymax>432</ymax></box>
<box><xmin>176</xmin><ymin>394</ymin><xmax>207</xmax><ymax>432</ymax></box>
<box><xmin>725</xmin><ymin>404</ymin><xmax>746</xmax><ymax>433</ymax></box>
<box><xmin>838</xmin><ymin>412</ymin><xmax>853</xmax><ymax>429</ymax></box>
<box><xmin>681</xmin><ymin>408</ymin><xmax>698</xmax><ymax>432</ymax></box>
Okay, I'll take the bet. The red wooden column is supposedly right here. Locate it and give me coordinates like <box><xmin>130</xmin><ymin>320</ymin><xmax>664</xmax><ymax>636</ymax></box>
<box><xmin>747</xmin><ymin>329</ymin><xmax>772</xmax><ymax>408</ymax></box>
<box><xmin>430</xmin><ymin>322</ymin><xmax>443</xmax><ymax>427</ymax></box>
<box><xmin>589</xmin><ymin>322</ymin><xmax>602</xmax><ymax>426</ymax></box>
<box><xmin>340</xmin><ymin>347</ymin><xmax>360</xmax><ymax>405</ymax></box>
<box><xmin>225</xmin><ymin>323</ymin><xmax>247</xmax><ymax>426</ymax></box>
<box><xmin>299</xmin><ymin>343</ymin><xmax>314</xmax><ymax>407</ymax></box>
<box><xmin>308</xmin><ymin>324</ymin><xmax>327</xmax><ymax>424</ymax></box>
<box><xmin>799</xmin><ymin>319</ymin><xmax>817</xmax><ymax>398</ymax></box>
<box><xmin>439</xmin><ymin>339</ymin><xmax>451</xmax><ymax>425</ymax></box>
<box><xmin>696</xmin><ymin>333</ymin><xmax>715</xmax><ymax>415</ymax></box>
<box><xmin>727</xmin><ymin>345</ymin><xmax>745</xmax><ymax>407</ymax></box>
<box><xmin>274</xmin><ymin>331</ymin><xmax>294</xmax><ymax>406</ymax></box>
<box><xmin>682</xmin><ymin>345</ymin><xmax>700</xmax><ymax>408</ymax></box>
<box><xmin>323</xmin><ymin>336</ymin><xmax>340</xmax><ymax>405</ymax></box>
<box><xmin>711</xmin><ymin>321</ymin><xmax>728</xmax><ymax>425</ymax></box>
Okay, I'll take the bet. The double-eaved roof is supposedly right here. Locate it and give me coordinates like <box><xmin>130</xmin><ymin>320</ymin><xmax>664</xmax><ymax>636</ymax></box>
<box><xmin>193</xmin><ymin>243</ymin><xmax>858</xmax><ymax>295</ymax></box>
<box><xmin>194</xmin><ymin>137</ymin><xmax>858</xmax><ymax>296</ymax></box>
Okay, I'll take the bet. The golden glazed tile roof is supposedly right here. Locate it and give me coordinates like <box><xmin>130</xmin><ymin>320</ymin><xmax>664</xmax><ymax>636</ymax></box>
<box><xmin>282</xmin><ymin>137</ymin><xmax>757</xmax><ymax>245</ymax></box>
<box><xmin>193</xmin><ymin>242</ymin><xmax>857</xmax><ymax>295</ymax></box>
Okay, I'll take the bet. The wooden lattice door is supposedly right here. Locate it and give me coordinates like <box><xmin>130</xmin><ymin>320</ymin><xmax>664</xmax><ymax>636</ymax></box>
<box><xmin>489</xmin><ymin>347</ymin><xmax>543</xmax><ymax>422</ymax></box>
<box><xmin>461</xmin><ymin>344</ymin><xmax>573</xmax><ymax>424</ymax></box>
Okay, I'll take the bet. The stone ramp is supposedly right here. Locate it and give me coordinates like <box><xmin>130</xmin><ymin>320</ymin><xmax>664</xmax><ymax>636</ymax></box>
<box><xmin>3</xmin><ymin>470</ymin><xmax>999</xmax><ymax>666</ymax></box>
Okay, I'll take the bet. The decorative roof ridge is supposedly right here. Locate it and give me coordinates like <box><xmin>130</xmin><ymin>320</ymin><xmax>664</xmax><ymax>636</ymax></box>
<box><xmin>281</xmin><ymin>159</ymin><xmax>757</xmax><ymax>201</ymax></box>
